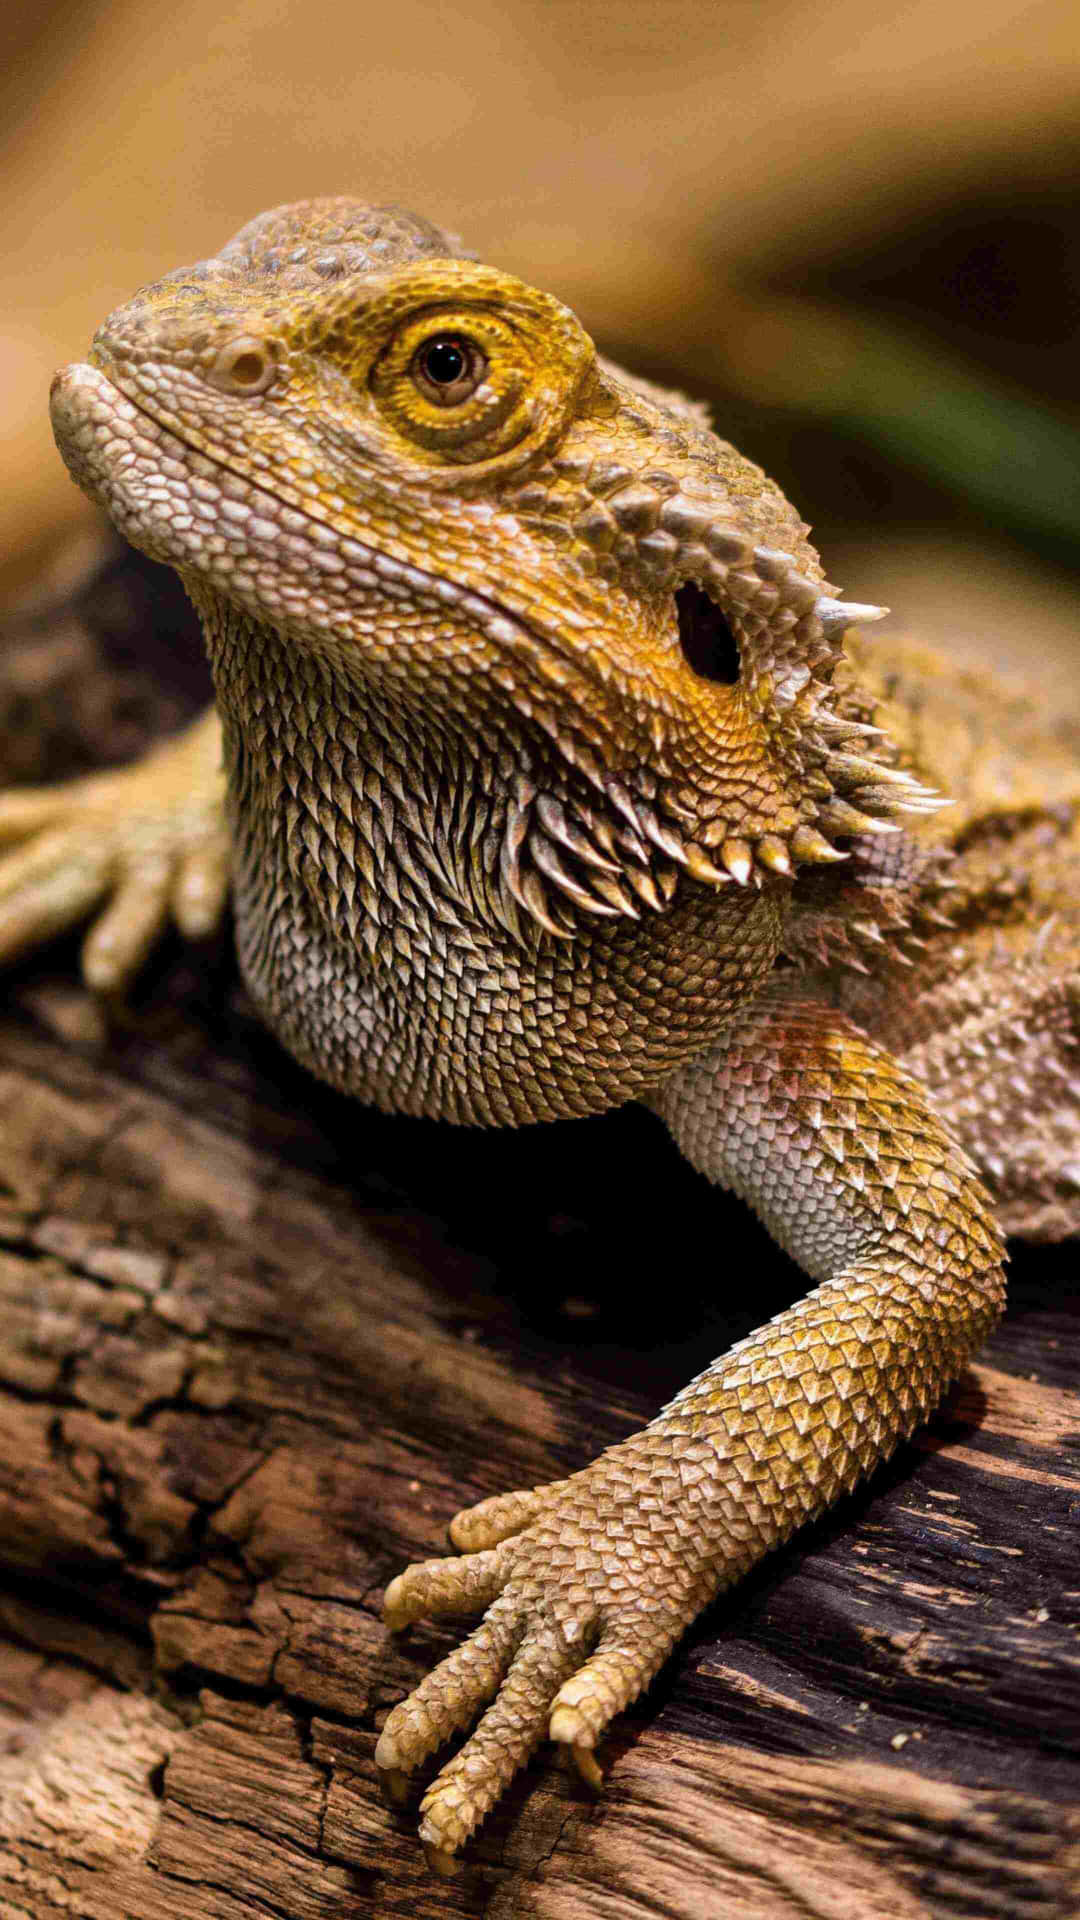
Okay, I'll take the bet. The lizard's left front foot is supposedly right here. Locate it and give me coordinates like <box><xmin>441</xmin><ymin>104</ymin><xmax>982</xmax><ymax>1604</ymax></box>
<box><xmin>376</xmin><ymin>1458</ymin><xmax>701</xmax><ymax>1870</ymax></box>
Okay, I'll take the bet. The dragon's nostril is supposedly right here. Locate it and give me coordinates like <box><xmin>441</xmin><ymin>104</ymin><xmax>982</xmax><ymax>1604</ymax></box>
<box><xmin>229</xmin><ymin>352</ymin><xmax>268</xmax><ymax>387</ymax></box>
<box><xmin>675</xmin><ymin>582</ymin><xmax>740</xmax><ymax>685</ymax></box>
<box><xmin>206</xmin><ymin>336</ymin><xmax>277</xmax><ymax>397</ymax></box>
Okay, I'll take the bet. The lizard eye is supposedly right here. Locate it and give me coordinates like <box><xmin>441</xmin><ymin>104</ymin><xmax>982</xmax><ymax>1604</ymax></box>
<box><xmin>411</xmin><ymin>334</ymin><xmax>487</xmax><ymax>407</ymax></box>
<box><xmin>206</xmin><ymin>337</ymin><xmax>277</xmax><ymax>397</ymax></box>
<box><xmin>370</xmin><ymin>306</ymin><xmax>535</xmax><ymax>459</ymax></box>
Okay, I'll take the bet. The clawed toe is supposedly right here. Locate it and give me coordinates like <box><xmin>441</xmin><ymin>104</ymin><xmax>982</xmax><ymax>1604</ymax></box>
<box><xmin>0</xmin><ymin>787</ymin><xmax>66</xmax><ymax>848</ymax></box>
<box><xmin>375</xmin><ymin>1605</ymin><xmax>520</xmax><ymax>1779</ymax></box>
<box><xmin>377</xmin><ymin>1587</ymin><xmax>614</xmax><ymax>1863</ymax></box>
<box><xmin>414</xmin><ymin>1621</ymin><xmax>585</xmax><ymax>1858</ymax></box>
<box><xmin>448</xmin><ymin>1481</ymin><xmax>559</xmax><ymax>1551</ymax></box>
<box><xmin>383</xmin><ymin>1546</ymin><xmax>506</xmax><ymax>1630</ymax></box>
<box><xmin>0</xmin><ymin>838</ymin><xmax>108</xmax><ymax>968</ymax></box>
<box><xmin>377</xmin><ymin>1764</ymin><xmax>412</xmax><ymax>1807</ymax></box>
<box><xmin>379</xmin><ymin>1472</ymin><xmax>692</xmax><ymax>1863</ymax></box>
<box><xmin>81</xmin><ymin>862</ymin><xmax>172</xmax><ymax>990</ymax></box>
<box><xmin>567</xmin><ymin>1742</ymin><xmax>604</xmax><ymax>1791</ymax></box>
<box><xmin>172</xmin><ymin>842</ymin><xmax>230</xmax><ymax>938</ymax></box>
<box><xmin>0</xmin><ymin>714</ymin><xmax>228</xmax><ymax>989</ymax></box>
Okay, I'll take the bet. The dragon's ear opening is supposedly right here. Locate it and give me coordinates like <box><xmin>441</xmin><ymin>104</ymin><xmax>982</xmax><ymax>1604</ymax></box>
<box><xmin>675</xmin><ymin>582</ymin><xmax>740</xmax><ymax>685</ymax></box>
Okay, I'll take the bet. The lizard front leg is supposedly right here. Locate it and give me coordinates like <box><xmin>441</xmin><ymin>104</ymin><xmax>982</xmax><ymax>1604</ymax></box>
<box><xmin>0</xmin><ymin>705</ymin><xmax>227</xmax><ymax>989</ymax></box>
<box><xmin>376</xmin><ymin>985</ymin><xmax>1005</xmax><ymax>1869</ymax></box>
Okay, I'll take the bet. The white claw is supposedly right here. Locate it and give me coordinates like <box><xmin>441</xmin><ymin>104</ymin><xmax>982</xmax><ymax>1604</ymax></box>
<box><xmin>572</xmin><ymin>1743</ymin><xmax>604</xmax><ymax>1791</ymax></box>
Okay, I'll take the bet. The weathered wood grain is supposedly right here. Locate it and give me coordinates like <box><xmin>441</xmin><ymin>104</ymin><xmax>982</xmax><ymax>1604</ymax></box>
<box><xmin>0</xmin><ymin>542</ymin><xmax>1077</xmax><ymax>1918</ymax></box>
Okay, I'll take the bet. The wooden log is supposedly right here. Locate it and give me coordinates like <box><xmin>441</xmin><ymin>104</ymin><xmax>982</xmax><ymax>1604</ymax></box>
<box><xmin>0</xmin><ymin>541</ymin><xmax>1077</xmax><ymax>1917</ymax></box>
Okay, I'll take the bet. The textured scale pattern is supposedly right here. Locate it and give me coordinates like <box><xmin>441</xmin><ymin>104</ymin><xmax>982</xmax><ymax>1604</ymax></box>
<box><xmin>0</xmin><ymin>195</ymin><xmax>1068</xmax><ymax>1869</ymax></box>
<box><xmin>823</xmin><ymin>633</ymin><xmax>1080</xmax><ymax>1241</ymax></box>
<box><xmin>377</xmin><ymin>992</ymin><xmax>1005</xmax><ymax>1859</ymax></box>
<box><xmin>196</xmin><ymin>584</ymin><xmax>783</xmax><ymax>1123</ymax></box>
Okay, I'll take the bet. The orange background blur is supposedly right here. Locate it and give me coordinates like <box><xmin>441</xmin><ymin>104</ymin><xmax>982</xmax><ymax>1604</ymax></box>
<box><xmin>4</xmin><ymin>0</ymin><xmax>1079</xmax><ymax>668</ymax></box>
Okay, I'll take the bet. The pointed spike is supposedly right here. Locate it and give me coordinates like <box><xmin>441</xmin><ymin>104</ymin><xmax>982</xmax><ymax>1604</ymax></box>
<box><xmin>625</xmin><ymin>865</ymin><xmax>665</xmax><ymax>911</ymax></box>
<box><xmin>815</xmin><ymin>597</ymin><xmax>889</xmax><ymax>636</ymax></box>
<box><xmin>853</xmin><ymin>787</ymin><xmax>946</xmax><ymax>818</ymax></box>
<box><xmin>840</xmin><ymin>601</ymin><xmax>890</xmax><ymax>625</ymax></box>
<box><xmin>820</xmin><ymin>798</ymin><xmax>902</xmax><ymax>837</ymax></box>
<box><xmin>846</xmin><ymin>786</ymin><xmax>916</xmax><ymax>814</ymax></box>
<box><xmin>827</xmin><ymin>752</ymin><xmax>921</xmax><ymax>789</ymax></box>
<box><xmin>684</xmin><ymin>842</ymin><xmax>733</xmax><ymax>885</ymax></box>
<box><xmin>720</xmin><ymin>838</ymin><xmax>754</xmax><ymax>885</ymax></box>
<box><xmin>589</xmin><ymin>814</ymin><xmax>619</xmax><ymax>857</ymax></box>
<box><xmin>615</xmin><ymin>822</ymin><xmax>651</xmax><ymax>865</ymax></box>
<box><xmin>604</xmin><ymin>777</ymin><xmax>641</xmax><ymax>832</ymax></box>
<box><xmin>499</xmin><ymin>829</ymin><xmax>527</xmax><ymax>906</ymax></box>
<box><xmin>572</xmin><ymin>892</ymin><xmax>623</xmax><ymax>919</ymax></box>
<box><xmin>895</xmin><ymin>782</ymin><xmax>945</xmax><ymax>805</ymax></box>
<box><xmin>535</xmin><ymin>795</ymin><xmax>622</xmax><ymax>873</ymax></box>
<box><xmin>897</xmin><ymin>791</ymin><xmax>950</xmax><ymax>815</ymax></box>
<box><xmin>805</xmin><ymin>772</ymin><xmax>837</xmax><ymax>800</ymax></box>
<box><xmin>790</xmin><ymin>824</ymin><xmax>848</xmax><ymax>865</ymax></box>
<box><xmin>519</xmin><ymin>869</ymin><xmax>574</xmax><ymax>939</ymax></box>
<box><xmin>640</xmin><ymin>811</ymin><xmax>691</xmax><ymax>864</ymax></box>
<box><xmin>589</xmin><ymin>870</ymin><xmax>642</xmax><ymax>918</ymax></box>
<box><xmin>531</xmin><ymin>831</ymin><xmax>620</xmax><ymax>915</ymax></box>
<box><xmin>757</xmin><ymin>835</ymin><xmax>794</xmax><ymax>877</ymax></box>
<box><xmin>820</xmin><ymin>720</ymin><xmax>887</xmax><ymax>744</ymax></box>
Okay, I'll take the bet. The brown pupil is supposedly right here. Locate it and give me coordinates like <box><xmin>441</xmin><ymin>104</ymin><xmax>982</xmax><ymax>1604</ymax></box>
<box><xmin>423</xmin><ymin>339</ymin><xmax>466</xmax><ymax>385</ymax></box>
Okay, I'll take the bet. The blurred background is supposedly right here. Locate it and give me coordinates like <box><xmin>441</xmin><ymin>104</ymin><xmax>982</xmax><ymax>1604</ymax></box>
<box><xmin>2</xmin><ymin>0</ymin><xmax>1079</xmax><ymax>678</ymax></box>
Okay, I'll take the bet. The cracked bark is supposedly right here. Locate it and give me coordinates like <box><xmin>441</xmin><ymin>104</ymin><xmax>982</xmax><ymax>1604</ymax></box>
<box><xmin>0</xmin><ymin>540</ymin><xmax>1078</xmax><ymax>1918</ymax></box>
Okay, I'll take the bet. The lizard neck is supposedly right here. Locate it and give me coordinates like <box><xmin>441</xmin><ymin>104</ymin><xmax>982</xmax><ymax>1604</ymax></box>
<box><xmin>190</xmin><ymin>581</ymin><xmax>554</xmax><ymax>952</ymax></box>
<box><xmin>189</xmin><ymin>583</ymin><xmax>785</xmax><ymax>1124</ymax></box>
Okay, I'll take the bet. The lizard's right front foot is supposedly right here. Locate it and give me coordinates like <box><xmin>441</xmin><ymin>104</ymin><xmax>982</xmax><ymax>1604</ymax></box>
<box><xmin>0</xmin><ymin>712</ymin><xmax>228</xmax><ymax>991</ymax></box>
<box><xmin>376</xmin><ymin>1458</ymin><xmax>709</xmax><ymax>1873</ymax></box>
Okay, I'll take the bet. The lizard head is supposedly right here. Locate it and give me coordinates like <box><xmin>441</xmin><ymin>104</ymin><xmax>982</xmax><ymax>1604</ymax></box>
<box><xmin>51</xmin><ymin>197</ymin><xmax>934</xmax><ymax>938</ymax></box>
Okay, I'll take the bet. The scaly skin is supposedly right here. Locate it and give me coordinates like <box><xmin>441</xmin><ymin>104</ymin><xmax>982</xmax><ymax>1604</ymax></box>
<box><xmin>0</xmin><ymin>708</ymin><xmax>226</xmax><ymax>989</ymax></box>
<box><xmin>2</xmin><ymin>198</ymin><xmax>1075</xmax><ymax>1869</ymax></box>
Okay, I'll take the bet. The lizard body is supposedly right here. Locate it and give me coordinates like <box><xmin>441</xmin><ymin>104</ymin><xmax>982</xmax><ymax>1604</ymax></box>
<box><xmin>3</xmin><ymin>198</ymin><xmax>1077</xmax><ymax>1868</ymax></box>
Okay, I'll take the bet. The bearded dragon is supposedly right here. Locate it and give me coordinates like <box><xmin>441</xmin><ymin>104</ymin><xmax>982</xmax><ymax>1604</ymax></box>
<box><xmin>4</xmin><ymin>199</ymin><xmax>1077</xmax><ymax>1872</ymax></box>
